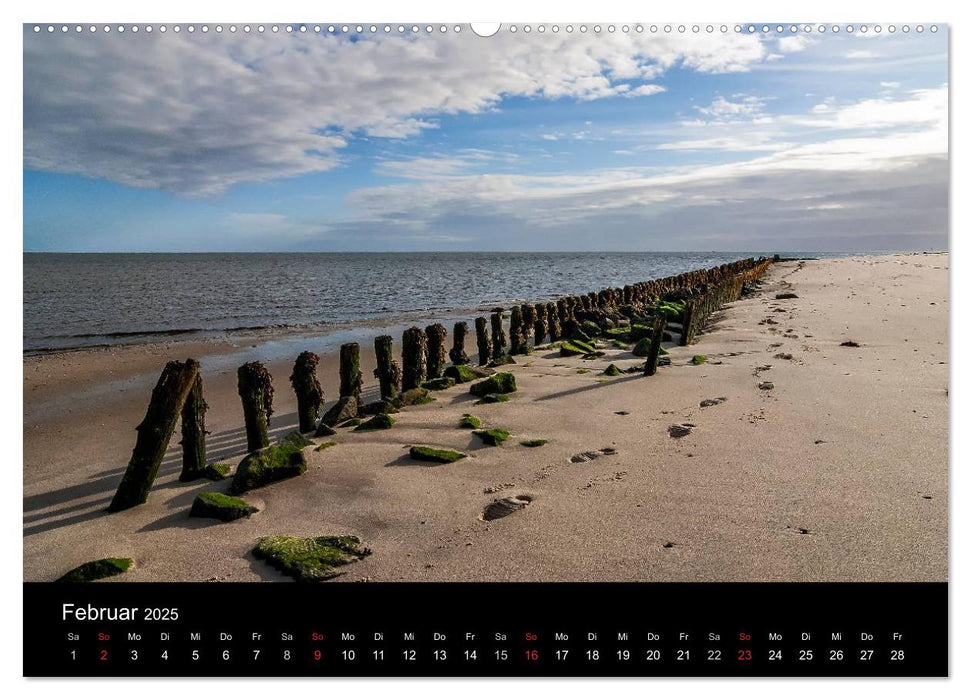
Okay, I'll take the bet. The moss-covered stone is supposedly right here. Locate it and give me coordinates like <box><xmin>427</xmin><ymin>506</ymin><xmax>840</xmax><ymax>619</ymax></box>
<box><xmin>56</xmin><ymin>557</ymin><xmax>133</xmax><ymax>583</ymax></box>
<box><xmin>470</xmin><ymin>372</ymin><xmax>517</xmax><ymax>396</ymax></box>
<box><xmin>604</xmin><ymin>327</ymin><xmax>632</xmax><ymax>342</ymax></box>
<box><xmin>321</xmin><ymin>396</ymin><xmax>359</xmax><ymax>427</ymax></box>
<box><xmin>690</xmin><ymin>354</ymin><xmax>708</xmax><ymax>365</ymax></box>
<box><xmin>444</xmin><ymin>364</ymin><xmax>494</xmax><ymax>383</ymax></box>
<box><xmin>557</xmin><ymin>339</ymin><xmax>596</xmax><ymax>357</ymax></box>
<box><xmin>360</xmin><ymin>399</ymin><xmax>399</xmax><ymax>416</ymax></box>
<box><xmin>422</xmin><ymin>377</ymin><xmax>456</xmax><ymax>391</ymax></box>
<box><xmin>395</xmin><ymin>387</ymin><xmax>434</xmax><ymax>406</ymax></box>
<box><xmin>487</xmin><ymin>354</ymin><xmax>517</xmax><ymax>367</ymax></box>
<box><xmin>204</xmin><ymin>463</ymin><xmax>231</xmax><ymax>480</ymax></box>
<box><xmin>314</xmin><ymin>440</ymin><xmax>337</xmax><ymax>452</ymax></box>
<box><xmin>354</xmin><ymin>413</ymin><xmax>396</xmax><ymax>431</ymax></box>
<box><xmin>340</xmin><ymin>418</ymin><xmax>363</xmax><ymax>427</ymax></box>
<box><xmin>314</xmin><ymin>423</ymin><xmax>337</xmax><ymax>437</ymax></box>
<box><xmin>458</xmin><ymin>414</ymin><xmax>482</xmax><ymax>429</ymax></box>
<box><xmin>252</xmin><ymin>535</ymin><xmax>371</xmax><ymax>582</ymax></box>
<box><xmin>409</xmin><ymin>445</ymin><xmax>467</xmax><ymax>463</ymax></box>
<box><xmin>520</xmin><ymin>439</ymin><xmax>548</xmax><ymax>448</ymax></box>
<box><xmin>576</xmin><ymin>369</ymin><xmax>590</xmax><ymax>374</ymax></box>
<box><xmin>277</xmin><ymin>431</ymin><xmax>313</xmax><ymax>449</ymax></box>
<box><xmin>475</xmin><ymin>393</ymin><xmax>509</xmax><ymax>405</ymax></box>
<box><xmin>603</xmin><ymin>364</ymin><xmax>622</xmax><ymax>376</ymax></box>
<box><xmin>632</xmin><ymin>338</ymin><xmax>669</xmax><ymax>357</ymax></box>
<box><xmin>473</xmin><ymin>428</ymin><xmax>511</xmax><ymax>446</ymax></box>
<box><xmin>580</xmin><ymin>320</ymin><xmax>603</xmax><ymax>338</ymax></box>
<box><xmin>229</xmin><ymin>443</ymin><xmax>308</xmax><ymax>495</ymax></box>
<box><xmin>656</xmin><ymin>301</ymin><xmax>686</xmax><ymax>320</ymax></box>
<box><xmin>190</xmin><ymin>492</ymin><xmax>259</xmax><ymax>522</ymax></box>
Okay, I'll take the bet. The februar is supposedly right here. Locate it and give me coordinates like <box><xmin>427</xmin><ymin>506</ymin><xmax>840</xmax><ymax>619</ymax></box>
<box><xmin>62</xmin><ymin>603</ymin><xmax>139</xmax><ymax>621</ymax></box>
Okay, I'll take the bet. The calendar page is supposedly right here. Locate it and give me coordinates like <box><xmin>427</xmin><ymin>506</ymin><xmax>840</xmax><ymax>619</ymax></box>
<box><xmin>22</xmin><ymin>19</ymin><xmax>948</xmax><ymax>677</ymax></box>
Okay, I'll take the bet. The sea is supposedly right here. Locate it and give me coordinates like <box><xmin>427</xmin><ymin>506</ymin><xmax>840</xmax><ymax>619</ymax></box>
<box><xmin>23</xmin><ymin>252</ymin><xmax>847</xmax><ymax>355</ymax></box>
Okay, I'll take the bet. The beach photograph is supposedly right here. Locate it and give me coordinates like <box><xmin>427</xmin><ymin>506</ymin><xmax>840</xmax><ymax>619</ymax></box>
<box><xmin>23</xmin><ymin>24</ymin><xmax>948</xmax><ymax>584</ymax></box>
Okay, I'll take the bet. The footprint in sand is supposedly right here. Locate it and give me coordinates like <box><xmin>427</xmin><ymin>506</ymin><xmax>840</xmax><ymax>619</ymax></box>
<box><xmin>668</xmin><ymin>424</ymin><xmax>692</xmax><ymax>438</ymax></box>
<box><xmin>570</xmin><ymin>447</ymin><xmax>618</xmax><ymax>463</ymax></box>
<box><xmin>481</xmin><ymin>495</ymin><xmax>534</xmax><ymax>521</ymax></box>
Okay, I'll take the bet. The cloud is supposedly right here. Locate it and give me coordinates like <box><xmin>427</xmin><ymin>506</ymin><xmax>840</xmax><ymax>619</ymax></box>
<box><xmin>693</xmin><ymin>94</ymin><xmax>770</xmax><ymax>122</ymax></box>
<box><xmin>24</xmin><ymin>29</ymin><xmax>767</xmax><ymax>196</ymax></box>
<box><xmin>778</xmin><ymin>35</ymin><xmax>815</xmax><ymax>53</ymax></box>
<box><xmin>846</xmin><ymin>49</ymin><xmax>880</xmax><ymax>59</ymax></box>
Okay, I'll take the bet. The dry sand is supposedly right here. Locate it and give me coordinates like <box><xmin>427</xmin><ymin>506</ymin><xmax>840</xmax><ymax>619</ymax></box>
<box><xmin>22</xmin><ymin>254</ymin><xmax>948</xmax><ymax>582</ymax></box>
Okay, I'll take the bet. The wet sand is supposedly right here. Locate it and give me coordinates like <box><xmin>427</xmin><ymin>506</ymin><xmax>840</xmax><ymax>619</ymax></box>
<box><xmin>22</xmin><ymin>254</ymin><xmax>948</xmax><ymax>582</ymax></box>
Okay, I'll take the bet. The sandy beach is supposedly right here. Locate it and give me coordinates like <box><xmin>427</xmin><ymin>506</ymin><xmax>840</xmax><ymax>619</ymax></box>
<box><xmin>22</xmin><ymin>253</ymin><xmax>948</xmax><ymax>583</ymax></box>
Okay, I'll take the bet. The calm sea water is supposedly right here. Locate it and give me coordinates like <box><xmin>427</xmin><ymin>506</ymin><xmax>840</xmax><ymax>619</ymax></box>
<box><xmin>24</xmin><ymin>252</ymin><xmax>835</xmax><ymax>354</ymax></box>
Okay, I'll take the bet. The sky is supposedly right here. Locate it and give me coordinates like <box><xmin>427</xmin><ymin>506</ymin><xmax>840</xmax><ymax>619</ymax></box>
<box><xmin>23</xmin><ymin>25</ymin><xmax>948</xmax><ymax>252</ymax></box>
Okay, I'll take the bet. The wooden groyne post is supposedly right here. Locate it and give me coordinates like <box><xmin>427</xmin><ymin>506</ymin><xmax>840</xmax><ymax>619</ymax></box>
<box><xmin>402</xmin><ymin>326</ymin><xmax>428</xmax><ymax>391</ymax></box>
<box><xmin>490</xmin><ymin>311</ymin><xmax>506</xmax><ymax>362</ymax></box>
<box><xmin>290</xmin><ymin>351</ymin><xmax>323</xmax><ymax>433</ymax></box>
<box><xmin>237</xmin><ymin>361</ymin><xmax>274</xmax><ymax>452</ymax></box>
<box><xmin>339</xmin><ymin>342</ymin><xmax>363</xmax><ymax>401</ymax></box>
<box><xmin>178</xmin><ymin>373</ymin><xmax>207</xmax><ymax>482</ymax></box>
<box><xmin>474</xmin><ymin>317</ymin><xmax>491</xmax><ymax>366</ymax></box>
<box><xmin>109</xmin><ymin>359</ymin><xmax>200</xmax><ymax>512</ymax></box>
<box><xmin>374</xmin><ymin>335</ymin><xmax>401</xmax><ymax>400</ymax></box>
<box><xmin>509</xmin><ymin>305</ymin><xmax>527</xmax><ymax>355</ymax></box>
<box><xmin>449</xmin><ymin>321</ymin><xmax>470</xmax><ymax>365</ymax></box>
<box><xmin>534</xmin><ymin>303</ymin><xmax>548</xmax><ymax>345</ymax></box>
<box><xmin>425</xmin><ymin>323</ymin><xmax>448</xmax><ymax>379</ymax></box>
<box><xmin>643</xmin><ymin>317</ymin><xmax>667</xmax><ymax>377</ymax></box>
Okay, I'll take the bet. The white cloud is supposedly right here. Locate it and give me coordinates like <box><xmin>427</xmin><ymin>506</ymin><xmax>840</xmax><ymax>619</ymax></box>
<box><xmin>846</xmin><ymin>50</ymin><xmax>880</xmax><ymax>59</ymax></box>
<box><xmin>694</xmin><ymin>95</ymin><xmax>769</xmax><ymax>122</ymax></box>
<box><xmin>778</xmin><ymin>35</ymin><xmax>815</xmax><ymax>54</ymax></box>
<box><xmin>24</xmin><ymin>30</ymin><xmax>767</xmax><ymax>196</ymax></box>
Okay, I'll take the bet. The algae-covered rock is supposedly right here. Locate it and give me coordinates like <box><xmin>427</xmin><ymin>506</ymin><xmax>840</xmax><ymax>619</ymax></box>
<box><xmin>603</xmin><ymin>364</ymin><xmax>622</xmax><ymax>376</ymax></box>
<box><xmin>422</xmin><ymin>376</ymin><xmax>456</xmax><ymax>391</ymax></box>
<box><xmin>690</xmin><ymin>355</ymin><xmax>708</xmax><ymax>365</ymax></box>
<box><xmin>56</xmin><ymin>557</ymin><xmax>133</xmax><ymax>583</ymax></box>
<box><xmin>409</xmin><ymin>445</ymin><xmax>467</xmax><ymax>463</ymax></box>
<box><xmin>321</xmin><ymin>396</ymin><xmax>359</xmax><ymax>427</ymax></box>
<box><xmin>341</xmin><ymin>418</ymin><xmax>363</xmax><ymax>427</ymax></box>
<box><xmin>473</xmin><ymin>428</ymin><xmax>511</xmax><ymax>446</ymax></box>
<box><xmin>576</xmin><ymin>369</ymin><xmax>590</xmax><ymax>374</ymax></box>
<box><xmin>360</xmin><ymin>399</ymin><xmax>399</xmax><ymax>416</ymax></box>
<box><xmin>520</xmin><ymin>439</ymin><xmax>547</xmax><ymax>448</ymax></box>
<box><xmin>444</xmin><ymin>364</ymin><xmax>494</xmax><ymax>383</ymax></box>
<box><xmin>252</xmin><ymin>535</ymin><xmax>371</xmax><ymax>582</ymax></box>
<box><xmin>277</xmin><ymin>431</ymin><xmax>313</xmax><ymax>449</ymax></box>
<box><xmin>475</xmin><ymin>393</ymin><xmax>509</xmax><ymax>405</ymax></box>
<box><xmin>314</xmin><ymin>422</ymin><xmax>337</xmax><ymax>437</ymax></box>
<box><xmin>470</xmin><ymin>372</ymin><xmax>517</xmax><ymax>396</ymax></box>
<box><xmin>396</xmin><ymin>387</ymin><xmax>435</xmax><ymax>406</ymax></box>
<box><xmin>458</xmin><ymin>414</ymin><xmax>482</xmax><ymax>429</ymax></box>
<box><xmin>632</xmin><ymin>338</ymin><xmax>669</xmax><ymax>358</ymax></box>
<box><xmin>354</xmin><ymin>413</ymin><xmax>396</xmax><ymax>431</ymax></box>
<box><xmin>230</xmin><ymin>443</ymin><xmax>308</xmax><ymax>495</ymax></box>
<box><xmin>314</xmin><ymin>440</ymin><xmax>337</xmax><ymax>451</ymax></box>
<box><xmin>487</xmin><ymin>354</ymin><xmax>517</xmax><ymax>367</ymax></box>
<box><xmin>205</xmin><ymin>463</ymin><xmax>231</xmax><ymax>480</ymax></box>
<box><xmin>190</xmin><ymin>492</ymin><xmax>259</xmax><ymax>522</ymax></box>
<box><xmin>557</xmin><ymin>339</ymin><xmax>596</xmax><ymax>357</ymax></box>
<box><xmin>580</xmin><ymin>320</ymin><xmax>602</xmax><ymax>338</ymax></box>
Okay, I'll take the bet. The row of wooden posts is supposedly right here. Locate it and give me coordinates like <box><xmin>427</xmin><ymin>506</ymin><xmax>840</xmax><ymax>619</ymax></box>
<box><xmin>107</xmin><ymin>256</ymin><xmax>772</xmax><ymax>513</ymax></box>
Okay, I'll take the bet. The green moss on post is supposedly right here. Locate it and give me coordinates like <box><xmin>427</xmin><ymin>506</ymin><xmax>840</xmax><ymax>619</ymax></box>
<box><xmin>401</xmin><ymin>326</ymin><xmax>428</xmax><ymax>391</ymax></box>
<box><xmin>458</xmin><ymin>414</ymin><xmax>482</xmax><ymax>429</ymax></box>
<box><xmin>56</xmin><ymin>557</ymin><xmax>133</xmax><ymax>583</ymax></box>
<box><xmin>490</xmin><ymin>312</ymin><xmax>507</xmax><ymax>363</ymax></box>
<box><xmin>469</xmin><ymin>371</ymin><xmax>517</xmax><ymax>396</ymax></box>
<box><xmin>237</xmin><ymin>361</ymin><xmax>274</xmax><ymax>453</ymax></box>
<box><xmin>449</xmin><ymin>321</ymin><xmax>471</xmax><ymax>366</ymax></box>
<box><xmin>109</xmin><ymin>359</ymin><xmax>200</xmax><ymax>512</ymax></box>
<box><xmin>474</xmin><ymin>317</ymin><xmax>492</xmax><ymax>367</ymax></box>
<box><xmin>373</xmin><ymin>335</ymin><xmax>401</xmax><ymax>401</ymax></box>
<box><xmin>473</xmin><ymin>428</ymin><xmax>511</xmax><ymax>446</ymax></box>
<box><xmin>179</xmin><ymin>373</ymin><xmax>208</xmax><ymax>482</ymax></box>
<box><xmin>190</xmin><ymin>492</ymin><xmax>259</xmax><ymax>522</ymax></box>
<box><xmin>290</xmin><ymin>351</ymin><xmax>323</xmax><ymax>433</ymax></box>
<box><xmin>425</xmin><ymin>323</ymin><xmax>448</xmax><ymax>379</ymax></box>
<box><xmin>252</xmin><ymin>535</ymin><xmax>371</xmax><ymax>582</ymax></box>
<box><xmin>409</xmin><ymin>445</ymin><xmax>467</xmax><ymax>463</ymax></box>
<box><xmin>339</xmin><ymin>343</ymin><xmax>363</xmax><ymax>401</ymax></box>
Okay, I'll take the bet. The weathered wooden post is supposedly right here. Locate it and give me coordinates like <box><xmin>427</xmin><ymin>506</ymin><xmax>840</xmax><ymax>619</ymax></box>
<box><xmin>509</xmin><ymin>305</ymin><xmax>526</xmax><ymax>354</ymax></box>
<box><xmin>290</xmin><ymin>351</ymin><xmax>323</xmax><ymax>433</ymax></box>
<box><xmin>402</xmin><ymin>326</ymin><xmax>427</xmax><ymax>391</ymax></box>
<box><xmin>425</xmin><ymin>323</ymin><xmax>448</xmax><ymax>379</ymax></box>
<box><xmin>474</xmin><ymin>317</ymin><xmax>491</xmax><ymax>366</ymax></box>
<box><xmin>178</xmin><ymin>373</ymin><xmax>207</xmax><ymax>482</ymax></box>
<box><xmin>680</xmin><ymin>301</ymin><xmax>696</xmax><ymax>346</ymax></box>
<box><xmin>490</xmin><ymin>311</ymin><xmax>506</xmax><ymax>362</ymax></box>
<box><xmin>546</xmin><ymin>301</ymin><xmax>561</xmax><ymax>341</ymax></box>
<box><xmin>643</xmin><ymin>316</ymin><xmax>667</xmax><ymax>377</ymax></box>
<box><xmin>522</xmin><ymin>304</ymin><xmax>536</xmax><ymax>346</ymax></box>
<box><xmin>374</xmin><ymin>335</ymin><xmax>401</xmax><ymax>400</ymax></box>
<box><xmin>109</xmin><ymin>359</ymin><xmax>200</xmax><ymax>512</ymax></box>
<box><xmin>449</xmin><ymin>321</ymin><xmax>470</xmax><ymax>366</ymax></box>
<box><xmin>238</xmin><ymin>361</ymin><xmax>274</xmax><ymax>452</ymax></box>
<box><xmin>339</xmin><ymin>343</ymin><xmax>363</xmax><ymax>402</ymax></box>
<box><xmin>534</xmin><ymin>303</ymin><xmax>548</xmax><ymax>345</ymax></box>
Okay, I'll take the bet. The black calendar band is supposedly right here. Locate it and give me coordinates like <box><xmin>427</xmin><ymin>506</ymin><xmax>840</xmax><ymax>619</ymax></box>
<box><xmin>24</xmin><ymin>581</ymin><xmax>948</xmax><ymax>677</ymax></box>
